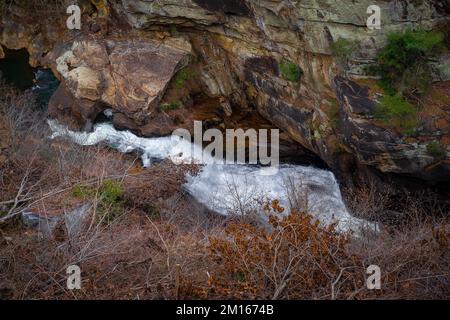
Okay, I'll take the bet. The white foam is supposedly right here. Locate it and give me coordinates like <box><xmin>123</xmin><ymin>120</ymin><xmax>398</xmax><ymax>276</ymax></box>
<box><xmin>48</xmin><ymin>120</ymin><xmax>376</xmax><ymax>233</ymax></box>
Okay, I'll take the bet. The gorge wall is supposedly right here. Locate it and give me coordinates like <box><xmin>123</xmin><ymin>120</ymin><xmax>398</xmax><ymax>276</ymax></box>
<box><xmin>1</xmin><ymin>0</ymin><xmax>449</xmax><ymax>190</ymax></box>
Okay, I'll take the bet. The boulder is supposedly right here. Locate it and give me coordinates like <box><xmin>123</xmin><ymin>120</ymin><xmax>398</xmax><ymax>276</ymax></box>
<box><xmin>48</xmin><ymin>83</ymin><xmax>100</xmax><ymax>131</ymax></box>
<box><xmin>53</xmin><ymin>38</ymin><xmax>191</xmax><ymax>128</ymax></box>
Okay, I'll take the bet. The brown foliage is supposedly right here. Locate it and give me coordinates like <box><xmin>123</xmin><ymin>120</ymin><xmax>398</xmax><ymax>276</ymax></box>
<box><xmin>203</xmin><ymin>202</ymin><xmax>363</xmax><ymax>299</ymax></box>
<box><xmin>0</xmin><ymin>87</ymin><xmax>448</xmax><ymax>300</ymax></box>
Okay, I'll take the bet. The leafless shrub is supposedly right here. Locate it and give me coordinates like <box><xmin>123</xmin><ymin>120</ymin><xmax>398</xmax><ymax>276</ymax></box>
<box><xmin>343</xmin><ymin>181</ymin><xmax>449</xmax><ymax>298</ymax></box>
<box><xmin>0</xmin><ymin>85</ymin><xmax>52</xmax><ymax>221</ymax></box>
<box><xmin>0</xmin><ymin>85</ymin><xmax>48</xmax><ymax>149</ymax></box>
<box><xmin>350</xmin><ymin>223</ymin><xmax>450</xmax><ymax>299</ymax></box>
<box><xmin>0</xmin><ymin>85</ymin><xmax>448</xmax><ymax>300</ymax></box>
<box><xmin>221</xmin><ymin>175</ymin><xmax>265</xmax><ymax>225</ymax></box>
<box><xmin>282</xmin><ymin>174</ymin><xmax>309</xmax><ymax>213</ymax></box>
<box><xmin>204</xmin><ymin>202</ymin><xmax>365</xmax><ymax>300</ymax></box>
<box><xmin>344</xmin><ymin>178</ymin><xmax>448</xmax><ymax>229</ymax></box>
<box><xmin>343</xmin><ymin>179</ymin><xmax>393</xmax><ymax>223</ymax></box>
<box><xmin>0</xmin><ymin>92</ymin><xmax>216</xmax><ymax>299</ymax></box>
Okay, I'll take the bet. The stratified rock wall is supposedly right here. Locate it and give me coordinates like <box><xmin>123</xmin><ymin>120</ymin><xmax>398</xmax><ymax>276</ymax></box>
<box><xmin>0</xmin><ymin>0</ymin><xmax>449</xmax><ymax>184</ymax></box>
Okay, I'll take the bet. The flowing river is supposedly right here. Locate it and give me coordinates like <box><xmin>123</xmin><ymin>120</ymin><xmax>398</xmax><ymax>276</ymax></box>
<box><xmin>2</xmin><ymin>64</ymin><xmax>372</xmax><ymax>234</ymax></box>
<box><xmin>48</xmin><ymin>120</ymin><xmax>376</xmax><ymax>234</ymax></box>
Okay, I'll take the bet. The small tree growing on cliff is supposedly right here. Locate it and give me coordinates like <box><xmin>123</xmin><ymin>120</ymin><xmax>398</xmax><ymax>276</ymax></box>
<box><xmin>279</xmin><ymin>59</ymin><xmax>303</xmax><ymax>82</ymax></box>
<box><xmin>373</xmin><ymin>29</ymin><xmax>445</xmax><ymax>97</ymax></box>
<box><xmin>330</xmin><ymin>38</ymin><xmax>359</xmax><ymax>73</ymax></box>
<box><xmin>368</xmin><ymin>29</ymin><xmax>445</xmax><ymax>135</ymax></box>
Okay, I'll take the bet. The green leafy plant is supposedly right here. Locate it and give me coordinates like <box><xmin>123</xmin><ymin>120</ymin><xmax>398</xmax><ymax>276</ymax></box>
<box><xmin>330</xmin><ymin>38</ymin><xmax>359</xmax><ymax>68</ymax></box>
<box><xmin>326</xmin><ymin>100</ymin><xmax>340</xmax><ymax>129</ymax></box>
<box><xmin>373</xmin><ymin>30</ymin><xmax>445</xmax><ymax>96</ymax></box>
<box><xmin>172</xmin><ymin>67</ymin><xmax>195</xmax><ymax>89</ymax></box>
<box><xmin>426</xmin><ymin>142</ymin><xmax>447</xmax><ymax>160</ymax></box>
<box><xmin>72</xmin><ymin>185</ymin><xmax>96</xmax><ymax>199</ymax></box>
<box><xmin>279</xmin><ymin>59</ymin><xmax>302</xmax><ymax>82</ymax></box>
<box><xmin>102</xmin><ymin>180</ymin><xmax>124</xmax><ymax>204</ymax></box>
<box><xmin>72</xmin><ymin>180</ymin><xmax>124</xmax><ymax>223</ymax></box>
<box><xmin>169</xmin><ymin>25</ymin><xmax>179</xmax><ymax>36</ymax></box>
<box><xmin>160</xmin><ymin>101</ymin><xmax>181</xmax><ymax>112</ymax></box>
<box><xmin>98</xmin><ymin>180</ymin><xmax>124</xmax><ymax>223</ymax></box>
<box><xmin>374</xmin><ymin>94</ymin><xmax>418</xmax><ymax>134</ymax></box>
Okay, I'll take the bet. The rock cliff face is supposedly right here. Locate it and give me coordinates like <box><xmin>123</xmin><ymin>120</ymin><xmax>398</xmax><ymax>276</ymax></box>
<box><xmin>1</xmin><ymin>0</ymin><xmax>449</xmax><ymax>187</ymax></box>
<box><xmin>51</xmin><ymin>38</ymin><xmax>191</xmax><ymax>131</ymax></box>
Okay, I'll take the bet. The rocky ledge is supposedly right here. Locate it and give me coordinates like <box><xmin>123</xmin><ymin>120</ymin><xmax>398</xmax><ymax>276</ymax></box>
<box><xmin>0</xmin><ymin>0</ymin><xmax>449</xmax><ymax>189</ymax></box>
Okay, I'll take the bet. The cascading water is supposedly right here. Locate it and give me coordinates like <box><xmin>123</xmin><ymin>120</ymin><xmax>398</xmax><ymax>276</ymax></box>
<box><xmin>32</xmin><ymin>69</ymin><xmax>60</xmax><ymax>107</ymax></box>
<box><xmin>48</xmin><ymin>120</ymin><xmax>376</xmax><ymax>234</ymax></box>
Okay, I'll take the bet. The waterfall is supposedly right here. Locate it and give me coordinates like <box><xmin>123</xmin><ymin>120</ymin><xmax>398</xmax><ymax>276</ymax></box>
<box><xmin>48</xmin><ymin>120</ymin><xmax>377</xmax><ymax>233</ymax></box>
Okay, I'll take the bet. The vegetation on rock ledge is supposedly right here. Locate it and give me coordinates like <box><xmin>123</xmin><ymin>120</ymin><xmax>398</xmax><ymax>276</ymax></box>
<box><xmin>373</xmin><ymin>30</ymin><xmax>445</xmax><ymax>96</ymax></box>
<box><xmin>426</xmin><ymin>141</ymin><xmax>447</xmax><ymax>160</ymax></box>
<box><xmin>330</xmin><ymin>38</ymin><xmax>359</xmax><ymax>70</ymax></box>
<box><xmin>374</xmin><ymin>94</ymin><xmax>418</xmax><ymax>135</ymax></box>
<box><xmin>172</xmin><ymin>67</ymin><xmax>196</xmax><ymax>90</ymax></box>
<box><xmin>73</xmin><ymin>180</ymin><xmax>125</xmax><ymax>224</ymax></box>
<box><xmin>279</xmin><ymin>59</ymin><xmax>302</xmax><ymax>82</ymax></box>
<box><xmin>160</xmin><ymin>101</ymin><xmax>181</xmax><ymax>112</ymax></box>
<box><xmin>369</xmin><ymin>30</ymin><xmax>446</xmax><ymax>134</ymax></box>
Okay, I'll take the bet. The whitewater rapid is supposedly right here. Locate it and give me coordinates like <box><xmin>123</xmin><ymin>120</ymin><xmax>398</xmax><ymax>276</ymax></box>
<box><xmin>48</xmin><ymin>120</ymin><xmax>376</xmax><ymax>233</ymax></box>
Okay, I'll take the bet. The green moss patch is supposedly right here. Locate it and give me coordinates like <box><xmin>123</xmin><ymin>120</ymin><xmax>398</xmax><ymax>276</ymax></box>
<box><xmin>426</xmin><ymin>142</ymin><xmax>447</xmax><ymax>160</ymax></box>
<box><xmin>374</xmin><ymin>94</ymin><xmax>418</xmax><ymax>135</ymax></box>
<box><xmin>279</xmin><ymin>60</ymin><xmax>302</xmax><ymax>82</ymax></box>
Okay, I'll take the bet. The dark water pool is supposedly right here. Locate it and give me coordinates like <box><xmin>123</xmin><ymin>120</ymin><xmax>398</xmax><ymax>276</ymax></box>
<box><xmin>32</xmin><ymin>69</ymin><xmax>60</xmax><ymax>107</ymax></box>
